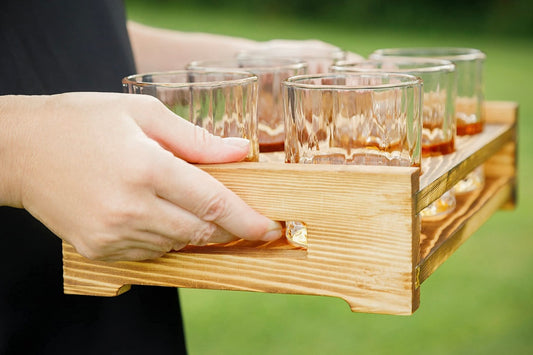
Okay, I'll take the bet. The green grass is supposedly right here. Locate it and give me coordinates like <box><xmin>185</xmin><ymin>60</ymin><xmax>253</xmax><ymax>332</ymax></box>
<box><xmin>125</xmin><ymin>2</ymin><xmax>533</xmax><ymax>354</ymax></box>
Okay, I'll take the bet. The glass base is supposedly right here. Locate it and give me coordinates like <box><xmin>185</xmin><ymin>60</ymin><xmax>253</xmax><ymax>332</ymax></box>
<box><xmin>454</xmin><ymin>165</ymin><xmax>485</xmax><ymax>195</ymax></box>
<box><xmin>285</xmin><ymin>221</ymin><xmax>308</xmax><ymax>248</ymax></box>
<box><xmin>259</xmin><ymin>151</ymin><xmax>285</xmax><ymax>163</ymax></box>
<box><xmin>420</xmin><ymin>189</ymin><xmax>456</xmax><ymax>221</ymax></box>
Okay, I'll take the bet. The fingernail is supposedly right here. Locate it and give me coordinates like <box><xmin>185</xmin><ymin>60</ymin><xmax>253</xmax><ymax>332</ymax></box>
<box><xmin>261</xmin><ymin>221</ymin><xmax>283</xmax><ymax>241</ymax></box>
<box><xmin>222</xmin><ymin>137</ymin><xmax>250</xmax><ymax>149</ymax></box>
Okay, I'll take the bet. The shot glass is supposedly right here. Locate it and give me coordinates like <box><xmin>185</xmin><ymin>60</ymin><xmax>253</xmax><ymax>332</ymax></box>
<box><xmin>283</xmin><ymin>72</ymin><xmax>423</xmax><ymax>247</ymax></box>
<box><xmin>370</xmin><ymin>47</ymin><xmax>486</xmax><ymax>194</ymax></box>
<box><xmin>186</xmin><ymin>58</ymin><xmax>307</xmax><ymax>155</ymax></box>
<box><xmin>237</xmin><ymin>41</ymin><xmax>363</xmax><ymax>74</ymax></box>
<box><xmin>122</xmin><ymin>70</ymin><xmax>259</xmax><ymax>161</ymax></box>
<box><xmin>331</xmin><ymin>58</ymin><xmax>457</xmax><ymax>220</ymax></box>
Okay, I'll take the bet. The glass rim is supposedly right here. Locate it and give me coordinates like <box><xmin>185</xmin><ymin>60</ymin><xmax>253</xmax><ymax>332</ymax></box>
<box><xmin>283</xmin><ymin>72</ymin><xmax>423</xmax><ymax>90</ymax></box>
<box><xmin>122</xmin><ymin>69</ymin><xmax>258</xmax><ymax>88</ymax></box>
<box><xmin>186</xmin><ymin>57</ymin><xmax>308</xmax><ymax>73</ymax></box>
<box><xmin>370</xmin><ymin>47</ymin><xmax>486</xmax><ymax>62</ymax></box>
<box><xmin>332</xmin><ymin>57</ymin><xmax>455</xmax><ymax>74</ymax></box>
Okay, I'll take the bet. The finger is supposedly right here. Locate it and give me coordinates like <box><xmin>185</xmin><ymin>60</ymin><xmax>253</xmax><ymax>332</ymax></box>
<box><xmin>74</xmin><ymin>230</ymin><xmax>174</xmax><ymax>262</ymax></box>
<box><xmin>261</xmin><ymin>39</ymin><xmax>339</xmax><ymax>50</ymax></box>
<box><xmin>131</xmin><ymin>95</ymin><xmax>250</xmax><ymax>163</ymax></box>
<box><xmin>134</xmin><ymin>196</ymin><xmax>240</xmax><ymax>246</ymax></box>
<box><xmin>79</xmin><ymin>230</ymin><xmax>176</xmax><ymax>259</ymax></box>
<box><xmin>153</xmin><ymin>154</ymin><xmax>282</xmax><ymax>242</ymax></box>
<box><xmin>113</xmin><ymin>232</ymin><xmax>188</xmax><ymax>253</ymax></box>
<box><xmin>198</xmin><ymin>226</ymin><xmax>239</xmax><ymax>245</ymax></box>
<box><xmin>170</xmin><ymin>227</ymin><xmax>238</xmax><ymax>250</ymax></box>
<box><xmin>345</xmin><ymin>51</ymin><xmax>365</xmax><ymax>62</ymax></box>
<box><xmin>100</xmin><ymin>248</ymin><xmax>167</xmax><ymax>262</ymax></box>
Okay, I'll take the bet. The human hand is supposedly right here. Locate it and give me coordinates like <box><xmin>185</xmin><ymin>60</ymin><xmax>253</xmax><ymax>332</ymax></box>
<box><xmin>0</xmin><ymin>93</ymin><xmax>282</xmax><ymax>261</ymax></box>
<box><xmin>255</xmin><ymin>39</ymin><xmax>339</xmax><ymax>52</ymax></box>
<box><xmin>244</xmin><ymin>39</ymin><xmax>365</xmax><ymax>72</ymax></box>
<box><xmin>255</xmin><ymin>39</ymin><xmax>363</xmax><ymax>59</ymax></box>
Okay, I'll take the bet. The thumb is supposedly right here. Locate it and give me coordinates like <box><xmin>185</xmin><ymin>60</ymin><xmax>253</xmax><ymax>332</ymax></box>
<box><xmin>135</xmin><ymin>96</ymin><xmax>252</xmax><ymax>163</ymax></box>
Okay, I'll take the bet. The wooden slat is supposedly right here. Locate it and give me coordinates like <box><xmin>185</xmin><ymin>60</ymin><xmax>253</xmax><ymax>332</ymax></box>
<box><xmin>417</xmin><ymin>123</ymin><xmax>514</xmax><ymax>212</ymax></box>
<box><xmin>64</xmin><ymin>164</ymin><xmax>421</xmax><ymax>315</ymax></box>
<box><xmin>62</xmin><ymin>100</ymin><xmax>518</xmax><ymax>315</ymax></box>
<box><xmin>417</xmin><ymin>100</ymin><xmax>518</xmax><ymax>283</ymax></box>
<box><xmin>483</xmin><ymin>101</ymin><xmax>519</xmax><ymax>125</ymax></box>
<box><xmin>484</xmin><ymin>101</ymin><xmax>518</xmax><ymax>209</ymax></box>
<box><xmin>416</xmin><ymin>101</ymin><xmax>518</xmax><ymax>211</ymax></box>
<box><xmin>418</xmin><ymin>175</ymin><xmax>514</xmax><ymax>284</ymax></box>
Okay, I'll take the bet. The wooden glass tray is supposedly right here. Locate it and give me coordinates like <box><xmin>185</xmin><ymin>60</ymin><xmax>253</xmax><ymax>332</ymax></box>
<box><xmin>62</xmin><ymin>101</ymin><xmax>518</xmax><ymax>315</ymax></box>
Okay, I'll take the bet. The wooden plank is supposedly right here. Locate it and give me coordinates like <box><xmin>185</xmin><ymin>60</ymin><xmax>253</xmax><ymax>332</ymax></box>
<box><xmin>64</xmin><ymin>164</ymin><xmax>421</xmax><ymax>315</ymax></box>
<box><xmin>483</xmin><ymin>101</ymin><xmax>519</xmax><ymax>125</ymax></box>
<box><xmin>484</xmin><ymin>101</ymin><xmax>518</xmax><ymax>209</ymax></box>
<box><xmin>417</xmin><ymin>101</ymin><xmax>518</xmax><ymax>283</ymax></box>
<box><xmin>418</xmin><ymin>175</ymin><xmax>514</xmax><ymax>285</ymax></box>
<box><xmin>417</xmin><ymin>123</ymin><xmax>514</xmax><ymax>212</ymax></box>
<box><xmin>62</xmin><ymin>100</ymin><xmax>518</xmax><ymax>315</ymax></box>
<box><xmin>416</xmin><ymin>101</ymin><xmax>518</xmax><ymax>211</ymax></box>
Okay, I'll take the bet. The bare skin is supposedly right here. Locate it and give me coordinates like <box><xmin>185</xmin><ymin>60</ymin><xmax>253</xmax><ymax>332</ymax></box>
<box><xmin>0</xmin><ymin>21</ymin><xmax>351</xmax><ymax>262</ymax></box>
<box><xmin>0</xmin><ymin>92</ymin><xmax>282</xmax><ymax>261</ymax></box>
<box><xmin>127</xmin><ymin>21</ymin><xmax>349</xmax><ymax>72</ymax></box>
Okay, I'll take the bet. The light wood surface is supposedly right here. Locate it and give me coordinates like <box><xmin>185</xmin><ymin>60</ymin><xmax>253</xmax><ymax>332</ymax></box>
<box><xmin>417</xmin><ymin>123</ymin><xmax>514</xmax><ymax>212</ymax></box>
<box><xmin>64</xmin><ymin>164</ymin><xmax>421</xmax><ymax>315</ymax></box>
<box><xmin>416</xmin><ymin>101</ymin><xmax>518</xmax><ymax>283</ymax></box>
<box><xmin>418</xmin><ymin>175</ymin><xmax>514</xmax><ymax>285</ymax></box>
<box><xmin>62</xmin><ymin>101</ymin><xmax>517</xmax><ymax>315</ymax></box>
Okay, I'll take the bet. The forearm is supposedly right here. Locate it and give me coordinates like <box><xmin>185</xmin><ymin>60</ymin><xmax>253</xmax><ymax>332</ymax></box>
<box><xmin>127</xmin><ymin>21</ymin><xmax>259</xmax><ymax>73</ymax></box>
<box><xmin>0</xmin><ymin>95</ymin><xmax>40</xmax><ymax>208</ymax></box>
<box><xmin>0</xmin><ymin>92</ymin><xmax>282</xmax><ymax>260</ymax></box>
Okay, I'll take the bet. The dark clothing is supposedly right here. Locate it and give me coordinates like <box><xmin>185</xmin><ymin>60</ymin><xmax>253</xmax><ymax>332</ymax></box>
<box><xmin>0</xmin><ymin>1</ymin><xmax>187</xmax><ymax>354</ymax></box>
<box><xmin>0</xmin><ymin>0</ymin><xmax>135</xmax><ymax>94</ymax></box>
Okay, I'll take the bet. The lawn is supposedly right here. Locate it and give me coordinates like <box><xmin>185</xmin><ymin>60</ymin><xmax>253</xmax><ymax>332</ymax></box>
<box><xmin>125</xmin><ymin>2</ymin><xmax>533</xmax><ymax>354</ymax></box>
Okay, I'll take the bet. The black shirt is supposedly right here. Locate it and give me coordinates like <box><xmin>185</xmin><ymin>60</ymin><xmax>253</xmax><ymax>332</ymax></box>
<box><xmin>0</xmin><ymin>1</ymin><xmax>186</xmax><ymax>353</ymax></box>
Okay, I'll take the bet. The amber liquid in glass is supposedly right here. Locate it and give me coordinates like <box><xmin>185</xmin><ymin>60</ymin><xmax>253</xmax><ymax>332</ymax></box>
<box><xmin>257</xmin><ymin>109</ymin><xmax>284</xmax><ymax>152</ymax></box>
<box><xmin>259</xmin><ymin>140</ymin><xmax>284</xmax><ymax>153</ymax></box>
<box><xmin>457</xmin><ymin>121</ymin><xmax>483</xmax><ymax>136</ymax></box>
<box><xmin>422</xmin><ymin>138</ymin><xmax>455</xmax><ymax>156</ymax></box>
<box><xmin>455</xmin><ymin>96</ymin><xmax>483</xmax><ymax>136</ymax></box>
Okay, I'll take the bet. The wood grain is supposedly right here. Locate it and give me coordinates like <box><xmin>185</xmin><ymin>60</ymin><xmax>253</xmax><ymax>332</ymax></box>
<box><xmin>417</xmin><ymin>101</ymin><xmax>517</xmax><ymax>211</ymax></box>
<box><xmin>62</xmin><ymin>100</ymin><xmax>517</xmax><ymax>315</ymax></box>
<box><xmin>416</xmin><ymin>101</ymin><xmax>518</xmax><ymax>282</ymax></box>
<box><xmin>64</xmin><ymin>164</ymin><xmax>421</xmax><ymax>315</ymax></box>
<box><xmin>417</xmin><ymin>123</ymin><xmax>514</xmax><ymax>212</ymax></box>
<box><xmin>418</xmin><ymin>175</ymin><xmax>514</xmax><ymax>285</ymax></box>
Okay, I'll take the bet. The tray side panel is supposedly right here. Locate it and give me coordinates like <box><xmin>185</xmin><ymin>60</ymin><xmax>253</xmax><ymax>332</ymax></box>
<box><xmin>64</xmin><ymin>166</ymin><xmax>421</xmax><ymax>315</ymax></box>
<box><xmin>417</xmin><ymin>124</ymin><xmax>514</xmax><ymax>212</ymax></box>
<box><xmin>418</xmin><ymin>100</ymin><xmax>518</xmax><ymax>283</ymax></box>
<box><xmin>484</xmin><ymin>101</ymin><xmax>518</xmax><ymax>209</ymax></box>
<box><xmin>483</xmin><ymin>101</ymin><xmax>519</xmax><ymax>125</ymax></box>
<box><xmin>417</xmin><ymin>100</ymin><xmax>518</xmax><ymax>210</ymax></box>
<box><xmin>418</xmin><ymin>175</ymin><xmax>514</xmax><ymax>284</ymax></box>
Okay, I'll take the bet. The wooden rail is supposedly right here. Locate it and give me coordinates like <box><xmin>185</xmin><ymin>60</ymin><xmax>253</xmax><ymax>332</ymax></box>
<box><xmin>63</xmin><ymin>101</ymin><xmax>517</xmax><ymax>315</ymax></box>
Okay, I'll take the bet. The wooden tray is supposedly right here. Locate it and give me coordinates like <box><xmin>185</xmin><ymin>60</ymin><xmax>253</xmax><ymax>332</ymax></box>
<box><xmin>62</xmin><ymin>101</ymin><xmax>518</xmax><ymax>315</ymax></box>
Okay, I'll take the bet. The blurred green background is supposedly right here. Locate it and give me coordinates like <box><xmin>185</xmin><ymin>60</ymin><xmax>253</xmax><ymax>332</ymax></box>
<box><xmin>125</xmin><ymin>1</ymin><xmax>532</xmax><ymax>354</ymax></box>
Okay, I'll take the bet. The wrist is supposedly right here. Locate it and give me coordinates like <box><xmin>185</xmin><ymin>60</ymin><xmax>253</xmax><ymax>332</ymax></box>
<box><xmin>0</xmin><ymin>95</ymin><xmax>42</xmax><ymax>207</ymax></box>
